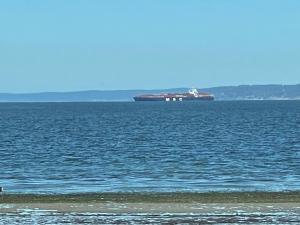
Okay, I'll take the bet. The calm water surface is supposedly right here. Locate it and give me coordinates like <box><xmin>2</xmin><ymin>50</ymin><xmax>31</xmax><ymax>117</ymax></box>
<box><xmin>0</xmin><ymin>101</ymin><xmax>299</xmax><ymax>193</ymax></box>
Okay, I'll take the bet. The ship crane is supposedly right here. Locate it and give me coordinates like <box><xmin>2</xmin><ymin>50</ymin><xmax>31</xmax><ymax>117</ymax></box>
<box><xmin>189</xmin><ymin>88</ymin><xmax>199</xmax><ymax>97</ymax></box>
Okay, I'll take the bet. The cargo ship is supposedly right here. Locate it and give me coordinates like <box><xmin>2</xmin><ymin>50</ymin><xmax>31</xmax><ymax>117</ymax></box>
<box><xmin>134</xmin><ymin>88</ymin><xmax>214</xmax><ymax>102</ymax></box>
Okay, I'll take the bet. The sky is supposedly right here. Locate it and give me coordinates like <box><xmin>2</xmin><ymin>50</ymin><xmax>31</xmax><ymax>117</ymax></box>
<box><xmin>0</xmin><ymin>0</ymin><xmax>300</xmax><ymax>93</ymax></box>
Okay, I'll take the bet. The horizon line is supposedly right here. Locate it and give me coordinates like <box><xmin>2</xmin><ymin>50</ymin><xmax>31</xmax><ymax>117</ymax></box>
<box><xmin>0</xmin><ymin>83</ymin><xmax>299</xmax><ymax>95</ymax></box>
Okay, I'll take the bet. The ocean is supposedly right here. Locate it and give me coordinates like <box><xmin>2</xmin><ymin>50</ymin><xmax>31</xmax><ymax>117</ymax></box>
<box><xmin>1</xmin><ymin>101</ymin><xmax>299</xmax><ymax>194</ymax></box>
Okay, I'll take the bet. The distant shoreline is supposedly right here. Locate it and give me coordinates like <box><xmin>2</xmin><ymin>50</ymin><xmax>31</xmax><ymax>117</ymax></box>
<box><xmin>0</xmin><ymin>99</ymin><xmax>299</xmax><ymax>103</ymax></box>
<box><xmin>0</xmin><ymin>84</ymin><xmax>299</xmax><ymax>102</ymax></box>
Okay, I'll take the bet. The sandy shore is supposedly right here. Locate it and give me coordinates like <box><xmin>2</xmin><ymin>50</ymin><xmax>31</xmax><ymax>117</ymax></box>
<box><xmin>1</xmin><ymin>202</ymin><xmax>300</xmax><ymax>224</ymax></box>
<box><xmin>1</xmin><ymin>193</ymin><xmax>300</xmax><ymax>224</ymax></box>
<box><xmin>1</xmin><ymin>191</ymin><xmax>300</xmax><ymax>204</ymax></box>
<box><xmin>0</xmin><ymin>192</ymin><xmax>300</xmax><ymax>213</ymax></box>
<box><xmin>1</xmin><ymin>202</ymin><xmax>300</xmax><ymax>214</ymax></box>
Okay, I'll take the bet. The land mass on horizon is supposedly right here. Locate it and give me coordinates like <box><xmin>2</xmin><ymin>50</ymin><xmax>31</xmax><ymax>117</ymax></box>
<box><xmin>0</xmin><ymin>84</ymin><xmax>299</xmax><ymax>102</ymax></box>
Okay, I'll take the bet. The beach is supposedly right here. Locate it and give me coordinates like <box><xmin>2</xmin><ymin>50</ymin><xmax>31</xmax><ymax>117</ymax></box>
<box><xmin>1</xmin><ymin>192</ymin><xmax>300</xmax><ymax>224</ymax></box>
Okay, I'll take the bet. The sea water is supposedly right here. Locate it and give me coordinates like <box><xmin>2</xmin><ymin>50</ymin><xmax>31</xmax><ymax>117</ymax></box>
<box><xmin>0</xmin><ymin>101</ymin><xmax>299</xmax><ymax>194</ymax></box>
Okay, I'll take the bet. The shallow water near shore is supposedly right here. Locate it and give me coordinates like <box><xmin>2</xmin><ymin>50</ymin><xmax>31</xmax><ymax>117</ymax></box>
<box><xmin>1</xmin><ymin>202</ymin><xmax>300</xmax><ymax>224</ymax></box>
<box><xmin>0</xmin><ymin>101</ymin><xmax>300</xmax><ymax>194</ymax></box>
<box><xmin>1</xmin><ymin>213</ymin><xmax>299</xmax><ymax>224</ymax></box>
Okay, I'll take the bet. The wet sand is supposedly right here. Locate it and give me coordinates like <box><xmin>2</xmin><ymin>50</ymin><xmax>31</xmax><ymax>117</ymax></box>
<box><xmin>1</xmin><ymin>191</ymin><xmax>300</xmax><ymax>204</ymax></box>
<box><xmin>1</xmin><ymin>203</ymin><xmax>300</xmax><ymax>224</ymax></box>
<box><xmin>1</xmin><ymin>192</ymin><xmax>300</xmax><ymax>224</ymax></box>
<box><xmin>1</xmin><ymin>202</ymin><xmax>300</xmax><ymax>214</ymax></box>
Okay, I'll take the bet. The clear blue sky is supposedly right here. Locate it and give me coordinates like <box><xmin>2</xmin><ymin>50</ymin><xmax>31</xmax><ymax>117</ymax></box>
<box><xmin>0</xmin><ymin>0</ymin><xmax>299</xmax><ymax>93</ymax></box>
